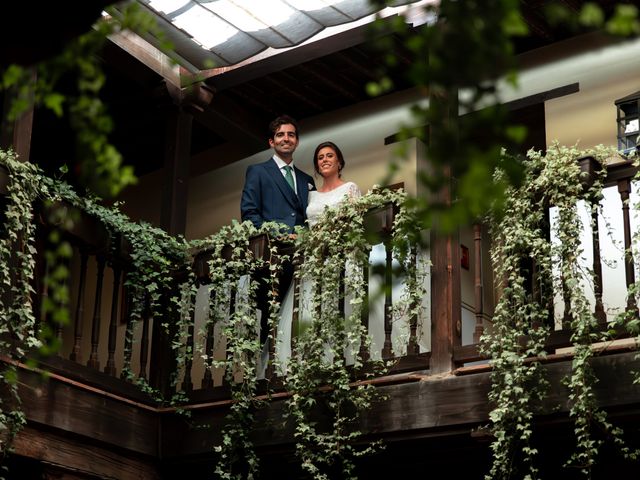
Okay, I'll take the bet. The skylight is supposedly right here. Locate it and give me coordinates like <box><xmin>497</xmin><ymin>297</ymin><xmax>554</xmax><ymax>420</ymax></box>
<box><xmin>138</xmin><ymin>0</ymin><xmax>430</xmax><ymax>69</ymax></box>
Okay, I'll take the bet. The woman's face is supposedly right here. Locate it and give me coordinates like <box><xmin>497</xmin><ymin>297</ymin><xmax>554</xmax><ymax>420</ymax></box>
<box><xmin>316</xmin><ymin>146</ymin><xmax>340</xmax><ymax>178</ymax></box>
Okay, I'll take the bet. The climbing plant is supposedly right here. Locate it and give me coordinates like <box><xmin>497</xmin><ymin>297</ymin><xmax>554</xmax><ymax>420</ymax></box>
<box><xmin>368</xmin><ymin>0</ymin><xmax>639</xmax><ymax>235</ymax></box>
<box><xmin>0</xmin><ymin>149</ymin><xmax>198</xmax><ymax>468</ymax></box>
<box><xmin>482</xmin><ymin>142</ymin><xmax>639</xmax><ymax>478</ymax></box>
<box><xmin>282</xmin><ymin>187</ymin><xmax>425</xmax><ymax>480</ymax></box>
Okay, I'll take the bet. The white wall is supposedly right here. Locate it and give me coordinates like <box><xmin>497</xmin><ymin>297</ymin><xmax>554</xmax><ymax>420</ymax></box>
<box><xmin>185</xmin><ymin>89</ymin><xmax>427</xmax><ymax>239</ymax></box>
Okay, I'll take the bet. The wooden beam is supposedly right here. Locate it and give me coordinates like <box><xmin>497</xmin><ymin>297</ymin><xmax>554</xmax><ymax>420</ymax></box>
<box><xmin>201</xmin><ymin>17</ymin><xmax>400</xmax><ymax>92</ymax></box>
<box><xmin>191</xmin><ymin>92</ymin><xmax>267</xmax><ymax>153</ymax></box>
<box><xmin>107</xmin><ymin>30</ymin><xmax>181</xmax><ymax>88</ymax></box>
<box><xmin>160</xmin><ymin>350</ymin><xmax>640</xmax><ymax>458</ymax></box>
<box><xmin>14</xmin><ymin>426</ymin><xmax>160</xmax><ymax>480</ymax></box>
<box><xmin>16</xmin><ymin>363</ymin><xmax>159</xmax><ymax>457</ymax></box>
<box><xmin>384</xmin><ymin>83</ymin><xmax>579</xmax><ymax>145</ymax></box>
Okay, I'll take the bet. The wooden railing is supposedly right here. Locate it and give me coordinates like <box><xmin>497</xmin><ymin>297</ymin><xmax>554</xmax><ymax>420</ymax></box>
<box><xmin>454</xmin><ymin>156</ymin><xmax>640</xmax><ymax>367</ymax></box>
<box><xmin>2</xmin><ymin>156</ymin><xmax>639</xmax><ymax>403</ymax></box>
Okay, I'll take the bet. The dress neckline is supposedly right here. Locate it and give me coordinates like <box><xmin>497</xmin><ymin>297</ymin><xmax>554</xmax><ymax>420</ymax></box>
<box><xmin>316</xmin><ymin>181</ymin><xmax>350</xmax><ymax>194</ymax></box>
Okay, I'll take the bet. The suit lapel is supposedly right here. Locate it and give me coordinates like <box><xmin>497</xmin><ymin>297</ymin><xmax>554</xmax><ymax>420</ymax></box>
<box><xmin>265</xmin><ymin>158</ymin><xmax>299</xmax><ymax>207</ymax></box>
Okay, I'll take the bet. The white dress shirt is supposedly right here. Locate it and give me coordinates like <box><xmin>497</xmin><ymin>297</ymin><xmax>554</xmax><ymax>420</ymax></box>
<box><xmin>273</xmin><ymin>155</ymin><xmax>297</xmax><ymax>194</ymax></box>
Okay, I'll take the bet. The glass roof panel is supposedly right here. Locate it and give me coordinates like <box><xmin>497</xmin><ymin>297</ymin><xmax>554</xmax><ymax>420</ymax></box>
<box><xmin>137</xmin><ymin>0</ymin><xmax>426</xmax><ymax>70</ymax></box>
<box><xmin>174</xmin><ymin>5</ymin><xmax>237</xmax><ymax>48</ymax></box>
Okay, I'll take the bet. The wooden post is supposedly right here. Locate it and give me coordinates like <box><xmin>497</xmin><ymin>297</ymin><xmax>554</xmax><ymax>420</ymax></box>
<box><xmin>382</xmin><ymin>238</ymin><xmax>394</xmax><ymax>359</ymax></box>
<box><xmin>87</xmin><ymin>256</ymin><xmax>106</xmax><ymax>370</ymax></box>
<box><xmin>472</xmin><ymin>223</ymin><xmax>484</xmax><ymax>343</ymax></box>
<box><xmin>618</xmin><ymin>178</ymin><xmax>637</xmax><ymax>312</ymax></box>
<box><xmin>428</xmin><ymin>82</ymin><xmax>462</xmax><ymax>374</ymax></box>
<box><xmin>201</xmin><ymin>286</ymin><xmax>216</xmax><ymax>389</ymax></box>
<box><xmin>70</xmin><ymin>251</ymin><xmax>88</xmax><ymax>363</ymax></box>
<box><xmin>430</xmin><ymin>217</ymin><xmax>462</xmax><ymax>374</ymax></box>
<box><xmin>104</xmin><ymin>262</ymin><xmax>122</xmax><ymax>376</ymax></box>
<box><xmin>0</xmin><ymin>69</ymin><xmax>35</xmax><ymax>162</ymax></box>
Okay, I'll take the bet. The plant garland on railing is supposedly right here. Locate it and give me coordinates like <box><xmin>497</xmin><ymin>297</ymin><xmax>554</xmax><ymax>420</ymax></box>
<box><xmin>0</xmin><ymin>150</ymin><xmax>194</xmax><ymax>421</ymax></box>
<box><xmin>283</xmin><ymin>187</ymin><xmax>425</xmax><ymax>480</ymax></box>
<box><xmin>197</xmin><ymin>186</ymin><xmax>425</xmax><ymax>479</ymax></box>
<box><xmin>482</xmin><ymin>142</ymin><xmax>639</xmax><ymax>479</ymax></box>
<box><xmin>1</xmin><ymin>147</ymin><xmax>428</xmax><ymax>479</ymax></box>
<box><xmin>41</xmin><ymin>166</ymin><xmax>195</xmax><ymax>402</ymax></box>
<box><xmin>0</xmin><ymin>150</ymin><xmax>43</xmax><ymax>458</ymax></box>
<box><xmin>201</xmin><ymin>220</ymin><xmax>286</xmax><ymax>480</ymax></box>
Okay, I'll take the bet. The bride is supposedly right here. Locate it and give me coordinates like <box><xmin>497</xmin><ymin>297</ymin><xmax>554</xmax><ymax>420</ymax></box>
<box><xmin>276</xmin><ymin>141</ymin><xmax>361</xmax><ymax>369</ymax></box>
<box><xmin>306</xmin><ymin>141</ymin><xmax>361</xmax><ymax>226</ymax></box>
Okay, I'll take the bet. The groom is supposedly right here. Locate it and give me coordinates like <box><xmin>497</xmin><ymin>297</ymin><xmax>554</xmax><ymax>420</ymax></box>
<box><xmin>240</xmin><ymin>115</ymin><xmax>315</xmax><ymax>369</ymax></box>
<box><xmin>241</xmin><ymin>114</ymin><xmax>315</xmax><ymax>232</ymax></box>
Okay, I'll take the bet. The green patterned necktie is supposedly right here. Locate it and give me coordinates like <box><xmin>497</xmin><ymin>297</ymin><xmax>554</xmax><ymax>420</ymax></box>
<box><xmin>283</xmin><ymin>165</ymin><xmax>295</xmax><ymax>191</ymax></box>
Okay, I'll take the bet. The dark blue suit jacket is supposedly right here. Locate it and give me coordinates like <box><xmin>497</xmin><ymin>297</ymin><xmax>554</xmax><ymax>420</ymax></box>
<box><xmin>241</xmin><ymin>158</ymin><xmax>315</xmax><ymax>232</ymax></box>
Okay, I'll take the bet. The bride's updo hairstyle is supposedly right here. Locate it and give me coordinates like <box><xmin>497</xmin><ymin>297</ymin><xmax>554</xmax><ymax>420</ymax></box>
<box><xmin>313</xmin><ymin>141</ymin><xmax>345</xmax><ymax>177</ymax></box>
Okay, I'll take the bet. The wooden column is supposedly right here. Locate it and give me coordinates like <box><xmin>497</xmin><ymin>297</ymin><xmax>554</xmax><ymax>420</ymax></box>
<box><xmin>149</xmin><ymin>82</ymin><xmax>212</xmax><ymax>395</ymax></box>
<box><xmin>430</xmin><ymin>215</ymin><xmax>462</xmax><ymax>374</ymax></box>
<box><xmin>381</xmin><ymin>239</ymin><xmax>394</xmax><ymax>359</ymax></box>
<box><xmin>618</xmin><ymin>178</ymin><xmax>637</xmax><ymax>312</ymax></box>
<box><xmin>159</xmin><ymin>82</ymin><xmax>213</xmax><ymax>236</ymax></box>
<box><xmin>428</xmin><ymin>83</ymin><xmax>462</xmax><ymax>374</ymax></box>
<box><xmin>0</xmin><ymin>70</ymin><xmax>35</xmax><ymax>162</ymax></box>
<box><xmin>201</xmin><ymin>286</ymin><xmax>216</xmax><ymax>389</ymax></box>
<box><xmin>160</xmin><ymin>103</ymin><xmax>192</xmax><ymax>236</ymax></box>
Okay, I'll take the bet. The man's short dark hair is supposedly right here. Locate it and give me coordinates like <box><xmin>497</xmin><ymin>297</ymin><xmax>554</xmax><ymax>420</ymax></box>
<box><xmin>269</xmin><ymin>115</ymin><xmax>299</xmax><ymax>139</ymax></box>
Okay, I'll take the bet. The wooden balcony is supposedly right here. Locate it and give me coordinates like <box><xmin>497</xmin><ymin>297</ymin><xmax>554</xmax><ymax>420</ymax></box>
<box><xmin>2</xmin><ymin>157</ymin><xmax>640</xmax><ymax>478</ymax></box>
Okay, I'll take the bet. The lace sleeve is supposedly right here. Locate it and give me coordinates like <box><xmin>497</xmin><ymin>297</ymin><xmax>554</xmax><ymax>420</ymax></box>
<box><xmin>347</xmin><ymin>182</ymin><xmax>361</xmax><ymax>199</ymax></box>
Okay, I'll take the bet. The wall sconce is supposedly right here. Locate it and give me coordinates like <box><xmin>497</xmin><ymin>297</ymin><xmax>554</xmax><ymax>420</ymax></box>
<box><xmin>615</xmin><ymin>90</ymin><xmax>640</xmax><ymax>155</ymax></box>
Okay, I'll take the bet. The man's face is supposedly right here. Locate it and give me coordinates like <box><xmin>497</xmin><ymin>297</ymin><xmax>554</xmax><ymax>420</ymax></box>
<box><xmin>269</xmin><ymin>123</ymin><xmax>299</xmax><ymax>160</ymax></box>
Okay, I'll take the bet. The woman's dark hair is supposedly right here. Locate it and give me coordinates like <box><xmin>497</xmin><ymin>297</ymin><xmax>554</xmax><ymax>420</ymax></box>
<box><xmin>268</xmin><ymin>114</ymin><xmax>299</xmax><ymax>139</ymax></box>
<box><xmin>313</xmin><ymin>141</ymin><xmax>345</xmax><ymax>176</ymax></box>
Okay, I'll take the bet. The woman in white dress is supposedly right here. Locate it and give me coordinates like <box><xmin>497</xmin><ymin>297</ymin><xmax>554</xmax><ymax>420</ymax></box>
<box><xmin>306</xmin><ymin>141</ymin><xmax>361</xmax><ymax>226</ymax></box>
<box><xmin>276</xmin><ymin>142</ymin><xmax>361</xmax><ymax>370</ymax></box>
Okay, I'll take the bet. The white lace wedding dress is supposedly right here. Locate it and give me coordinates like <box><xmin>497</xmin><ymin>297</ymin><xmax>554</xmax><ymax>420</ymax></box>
<box><xmin>276</xmin><ymin>181</ymin><xmax>361</xmax><ymax>371</ymax></box>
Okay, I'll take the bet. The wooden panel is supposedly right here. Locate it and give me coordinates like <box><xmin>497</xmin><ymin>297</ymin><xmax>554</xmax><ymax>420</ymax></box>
<box><xmin>160</xmin><ymin>350</ymin><xmax>640</xmax><ymax>458</ymax></box>
<box><xmin>13</xmin><ymin>425</ymin><xmax>160</xmax><ymax>480</ymax></box>
<box><xmin>16</xmin><ymin>362</ymin><xmax>159</xmax><ymax>457</ymax></box>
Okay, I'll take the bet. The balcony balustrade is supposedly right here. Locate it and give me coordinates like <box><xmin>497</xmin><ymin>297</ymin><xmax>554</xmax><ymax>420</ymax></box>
<box><xmin>2</xmin><ymin>156</ymin><xmax>639</xmax><ymax>398</ymax></box>
<box><xmin>1</xmin><ymin>155</ymin><xmax>640</xmax><ymax>477</ymax></box>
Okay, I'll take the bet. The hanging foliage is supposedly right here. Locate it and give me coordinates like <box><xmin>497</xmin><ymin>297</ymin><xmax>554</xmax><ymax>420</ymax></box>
<box><xmin>482</xmin><ymin>143</ymin><xmax>639</xmax><ymax>478</ymax></box>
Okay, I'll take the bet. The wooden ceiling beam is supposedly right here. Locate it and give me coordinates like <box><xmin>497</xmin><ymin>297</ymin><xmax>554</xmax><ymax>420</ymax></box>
<box><xmin>200</xmin><ymin>16</ymin><xmax>403</xmax><ymax>92</ymax></box>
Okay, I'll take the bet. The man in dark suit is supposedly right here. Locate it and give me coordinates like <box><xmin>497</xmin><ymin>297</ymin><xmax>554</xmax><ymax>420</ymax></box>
<box><xmin>240</xmin><ymin>115</ymin><xmax>315</xmax><ymax>373</ymax></box>
<box><xmin>241</xmin><ymin>114</ymin><xmax>315</xmax><ymax>232</ymax></box>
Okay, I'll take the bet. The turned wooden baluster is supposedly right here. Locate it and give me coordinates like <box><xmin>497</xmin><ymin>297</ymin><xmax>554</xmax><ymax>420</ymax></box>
<box><xmin>358</xmin><ymin>251</ymin><xmax>371</xmax><ymax>362</ymax></box>
<box><xmin>407</xmin><ymin>246</ymin><xmax>420</xmax><ymax>355</ymax></box>
<box><xmin>201</xmin><ymin>286</ymin><xmax>216</xmax><ymax>389</ymax></box>
<box><xmin>382</xmin><ymin>239</ymin><xmax>393</xmax><ymax>359</ymax></box>
<box><xmin>181</xmin><ymin>282</ymin><xmax>199</xmax><ymax>393</ymax></box>
<box><xmin>120</xmin><ymin>281</ymin><xmax>134</xmax><ymax>380</ymax></box>
<box><xmin>338</xmin><ymin>263</ymin><xmax>346</xmax><ymax>319</ymax></box>
<box><xmin>36</xmin><ymin>252</ymin><xmax>50</xmax><ymax>336</ymax></box>
<box><xmin>138</xmin><ymin>295</ymin><xmax>151</xmax><ymax>380</ymax></box>
<box><xmin>618</xmin><ymin>178</ymin><xmax>637</xmax><ymax>312</ymax></box>
<box><xmin>69</xmin><ymin>250</ymin><xmax>88</xmax><ymax>363</ymax></box>
<box><xmin>591</xmin><ymin>204</ymin><xmax>607</xmax><ymax>324</ymax></box>
<box><xmin>56</xmin><ymin>259</ymin><xmax>69</xmax><ymax>342</ymax></box>
<box><xmin>473</xmin><ymin>224</ymin><xmax>485</xmax><ymax>343</ymax></box>
<box><xmin>290</xmin><ymin>257</ymin><xmax>302</xmax><ymax>359</ymax></box>
<box><xmin>222</xmin><ymin>285</ymin><xmax>236</xmax><ymax>387</ymax></box>
<box><xmin>104</xmin><ymin>261</ymin><xmax>122</xmax><ymax>376</ymax></box>
<box><xmin>87</xmin><ymin>256</ymin><xmax>106</xmax><ymax>369</ymax></box>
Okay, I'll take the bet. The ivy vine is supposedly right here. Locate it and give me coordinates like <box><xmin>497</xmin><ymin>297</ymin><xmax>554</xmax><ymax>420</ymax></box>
<box><xmin>482</xmin><ymin>143</ymin><xmax>639</xmax><ymax>478</ymax></box>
